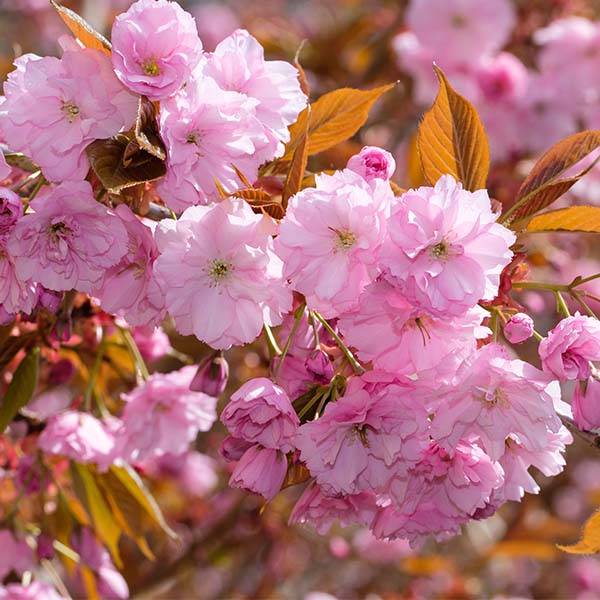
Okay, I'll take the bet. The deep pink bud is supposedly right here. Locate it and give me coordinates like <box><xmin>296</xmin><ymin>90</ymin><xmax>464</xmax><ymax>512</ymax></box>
<box><xmin>190</xmin><ymin>352</ymin><xmax>229</xmax><ymax>396</ymax></box>
<box><xmin>220</xmin><ymin>435</ymin><xmax>253</xmax><ymax>462</ymax></box>
<box><xmin>305</xmin><ymin>349</ymin><xmax>334</xmax><ymax>383</ymax></box>
<box><xmin>346</xmin><ymin>146</ymin><xmax>396</xmax><ymax>182</ymax></box>
<box><xmin>36</xmin><ymin>534</ymin><xmax>55</xmax><ymax>561</ymax></box>
<box><xmin>229</xmin><ymin>445</ymin><xmax>287</xmax><ymax>501</ymax></box>
<box><xmin>504</xmin><ymin>312</ymin><xmax>534</xmax><ymax>344</ymax></box>
<box><xmin>48</xmin><ymin>358</ymin><xmax>76</xmax><ymax>386</ymax></box>
<box><xmin>37</xmin><ymin>288</ymin><xmax>62</xmax><ymax>313</ymax></box>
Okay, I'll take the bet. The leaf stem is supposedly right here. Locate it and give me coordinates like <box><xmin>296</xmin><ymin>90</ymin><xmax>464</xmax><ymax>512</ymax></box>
<box><xmin>119</xmin><ymin>326</ymin><xmax>149</xmax><ymax>381</ymax></box>
<box><xmin>263</xmin><ymin>324</ymin><xmax>282</xmax><ymax>357</ymax></box>
<box><xmin>555</xmin><ymin>291</ymin><xmax>571</xmax><ymax>318</ymax></box>
<box><xmin>312</xmin><ymin>311</ymin><xmax>365</xmax><ymax>374</ymax></box>
<box><xmin>274</xmin><ymin>303</ymin><xmax>305</xmax><ymax>381</ymax></box>
<box><xmin>83</xmin><ymin>330</ymin><xmax>106</xmax><ymax>412</ymax></box>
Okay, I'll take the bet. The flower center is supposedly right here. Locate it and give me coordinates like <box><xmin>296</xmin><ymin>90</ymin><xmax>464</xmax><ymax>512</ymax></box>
<box><xmin>48</xmin><ymin>222</ymin><xmax>72</xmax><ymax>242</ymax></box>
<box><xmin>430</xmin><ymin>240</ymin><xmax>449</xmax><ymax>259</ymax></box>
<box><xmin>483</xmin><ymin>387</ymin><xmax>510</xmax><ymax>409</ymax></box>
<box><xmin>207</xmin><ymin>258</ymin><xmax>233</xmax><ymax>286</ymax></box>
<box><xmin>330</xmin><ymin>227</ymin><xmax>357</xmax><ymax>252</ymax></box>
<box><xmin>142</xmin><ymin>58</ymin><xmax>160</xmax><ymax>77</ymax></box>
<box><xmin>451</xmin><ymin>13</ymin><xmax>467</xmax><ymax>27</ymax></box>
<box><xmin>61</xmin><ymin>102</ymin><xmax>80</xmax><ymax>123</ymax></box>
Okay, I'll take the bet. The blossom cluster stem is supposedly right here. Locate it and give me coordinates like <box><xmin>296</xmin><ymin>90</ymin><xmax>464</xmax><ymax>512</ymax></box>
<box><xmin>274</xmin><ymin>302</ymin><xmax>306</xmax><ymax>381</ymax></box>
<box><xmin>263</xmin><ymin>324</ymin><xmax>282</xmax><ymax>357</ymax></box>
<box><xmin>312</xmin><ymin>311</ymin><xmax>365</xmax><ymax>374</ymax></box>
<box><xmin>119</xmin><ymin>326</ymin><xmax>150</xmax><ymax>381</ymax></box>
<box><xmin>83</xmin><ymin>331</ymin><xmax>107</xmax><ymax>412</ymax></box>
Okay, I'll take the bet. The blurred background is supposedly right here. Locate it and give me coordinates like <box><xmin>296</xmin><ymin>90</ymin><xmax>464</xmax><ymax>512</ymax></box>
<box><xmin>4</xmin><ymin>0</ymin><xmax>600</xmax><ymax>598</ymax></box>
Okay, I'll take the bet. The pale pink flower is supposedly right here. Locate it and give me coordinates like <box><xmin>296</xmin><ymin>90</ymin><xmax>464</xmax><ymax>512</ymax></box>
<box><xmin>406</xmin><ymin>0</ymin><xmax>515</xmax><ymax>65</ymax></box>
<box><xmin>346</xmin><ymin>146</ymin><xmax>396</xmax><ymax>182</ymax></box>
<box><xmin>491</xmin><ymin>427</ymin><xmax>572</xmax><ymax>504</ymax></box>
<box><xmin>131</xmin><ymin>326</ymin><xmax>171</xmax><ymax>362</ymax></box>
<box><xmin>92</xmin><ymin>204</ymin><xmax>164</xmax><ymax>327</ymax></box>
<box><xmin>111</xmin><ymin>0</ymin><xmax>203</xmax><ymax>101</ymax></box>
<box><xmin>221</xmin><ymin>378</ymin><xmax>300</xmax><ymax>453</ymax></box>
<box><xmin>573</xmin><ymin>378</ymin><xmax>600</xmax><ymax>432</ymax></box>
<box><xmin>0</xmin><ymin>246</ymin><xmax>37</xmax><ymax>319</ymax></box>
<box><xmin>380</xmin><ymin>175</ymin><xmax>515</xmax><ymax>317</ymax></box>
<box><xmin>295</xmin><ymin>374</ymin><xmax>429</xmax><ymax>496</ymax></box>
<box><xmin>203</xmin><ymin>29</ymin><xmax>307</xmax><ymax>162</ymax></box>
<box><xmin>158</xmin><ymin>76</ymin><xmax>267</xmax><ymax>210</ymax></box>
<box><xmin>0</xmin><ymin>152</ymin><xmax>10</xmax><ymax>181</ymax></box>
<box><xmin>1</xmin><ymin>45</ymin><xmax>137</xmax><ymax>182</ymax></box>
<box><xmin>430</xmin><ymin>344</ymin><xmax>563</xmax><ymax>461</ymax></box>
<box><xmin>289</xmin><ymin>482</ymin><xmax>378</xmax><ymax>534</ymax></box>
<box><xmin>37</xmin><ymin>411</ymin><xmax>118</xmax><ymax>471</ymax></box>
<box><xmin>229</xmin><ymin>445</ymin><xmax>287</xmax><ymax>501</ymax></box>
<box><xmin>0</xmin><ymin>187</ymin><xmax>21</xmax><ymax>239</ymax></box>
<box><xmin>154</xmin><ymin>198</ymin><xmax>291</xmax><ymax>349</ymax></box>
<box><xmin>275</xmin><ymin>170</ymin><xmax>391</xmax><ymax>318</ymax></box>
<box><xmin>337</xmin><ymin>279</ymin><xmax>488</xmax><ymax>377</ymax></box>
<box><xmin>372</xmin><ymin>439</ymin><xmax>503</xmax><ymax>546</ymax></box>
<box><xmin>0</xmin><ymin>582</ymin><xmax>62</xmax><ymax>600</ymax></box>
<box><xmin>539</xmin><ymin>314</ymin><xmax>600</xmax><ymax>381</ymax></box>
<box><xmin>504</xmin><ymin>312</ymin><xmax>534</xmax><ymax>344</ymax></box>
<box><xmin>0</xmin><ymin>530</ymin><xmax>33</xmax><ymax>580</ymax></box>
<box><xmin>119</xmin><ymin>366</ymin><xmax>217</xmax><ymax>462</ymax></box>
<box><xmin>8</xmin><ymin>182</ymin><xmax>127</xmax><ymax>293</ymax></box>
<box><xmin>70</xmin><ymin>529</ymin><xmax>128</xmax><ymax>600</ymax></box>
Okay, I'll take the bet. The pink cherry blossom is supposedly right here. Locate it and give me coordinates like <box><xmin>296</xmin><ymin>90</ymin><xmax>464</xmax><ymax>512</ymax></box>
<box><xmin>8</xmin><ymin>182</ymin><xmax>127</xmax><ymax>293</ymax></box>
<box><xmin>406</xmin><ymin>0</ymin><xmax>515</xmax><ymax>65</ymax></box>
<box><xmin>190</xmin><ymin>352</ymin><xmax>229</xmax><ymax>396</ymax></box>
<box><xmin>295</xmin><ymin>374</ymin><xmax>429</xmax><ymax>496</ymax></box>
<box><xmin>289</xmin><ymin>482</ymin><xmax>378</xmax><ymax>534</ymax></box>
<box><xmin>119</xmin><ymin>366</ymin><xmax>217</xmax><ymax>462</ymax></box>
<box><xmin>346</xmin><ymin>146</ymin><xmax>396</xmax><ymax>182</ymax></box>
<box><xmin>92</xmin><ymin>204</ymin><xmax>164</xmax><ymax>327</ymax></box>
<box><xmin>221</xmin><ymin>377</ymin><xmax>300</xmax><ymax>453</ymax></box>
<box><xmin>430</xmin><ymin>344</ymin><xmax>564</xmax><ymax>461</ymax></box>
<box><xmin>70</xmin><ymin>529</ymin><xmax>129</xmax><ymax>600</ymax></box>
<box><xmin>275</xmin><ymin>170</ymin><xmax>392</xmax><ymax>318</ymax></box>
<box><xmin>154</xmin><ymin>198</ymin><xmax>291</xmax><ymax>349</ymax></box>
<box><xmin>0</xmin><ymin>530</ymin><xmax>33</xmax><ymax>580</ymax></box>
<box><xmin>337</xmin><ymin>279</ymin><xmax>488</xmax><ymax>377</ymax></box>
<box><xmin>229</xmin><ymin>445</ymin><xmax>287</xmax><ymax>501</ymax></box>
<box><xmin>111</xmin><ymin>0</ymin><xmax>203</xmax><ymax>101</ymax></box>
<box><xmin>0</xmin><ymin>187</ymin><xmax>22</xmax><ymax>239</ymax></box>
<box><xmin>539</xmin><ymin>313</ymin><xmax>600</xmax><ymax>381</ymax></box>
<box><xmin>131</xmin><ymin>326</ymin><xmax>171</xmax><ymax>362</ymax></box>
<box><xmin>380</xmin><ymin>175</ymin><xmax>515</xmax><ymax>317</ymax></box>
<box><xmin>0</xmin><ymin>582</ymin><xmax>62</xmax><ymax>600</ymax></box>
<box><xmin>1</xmin><ymin>45</ymin><xmax>137</xmax><ymax>182</ymax></box>
<box><xmin>573</xmin><ymin>378</ymin><xmax>600</xmax><ymax>432</ymax></box>
<box><xmin>158</xmin><ymin>76</ymin><xmax>267</xmax><ymax>210</ymax></box>
<box><xmin>371</xmin><ymin>439</ymin><xmax>503</xmax><ymax>546</ymax></box>
<box><xmin>37</xmin><ymin>411</ymin><xmax>119</xmax><ymax>472</ymax></box>
<box><xmin>203</xmin><ymin>29</ymin><xmax>306</xmax><ymax>162</ymax></box>
<box><xmin>504</xmin><ymin>312</ymin><xmax>535</xmax><ymax>344</ymax></box>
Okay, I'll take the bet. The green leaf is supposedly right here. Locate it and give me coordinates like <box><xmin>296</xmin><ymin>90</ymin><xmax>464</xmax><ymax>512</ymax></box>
<box><xmin>526</xmin><ymin>206</ymin><xmax>600</xmax><ymax>233</ymax></box>
<box><xmin>0</xmin><ymin>346</ymin><xmax>39</xmax><ymax>432</ymax></box>
<box><xmin>70</xmin><ymin>462</ymin><xmax>123</xmax><ymax>569</ymax></box>
<box><xmin>86</xmin><ymin>135</ymin><xmax>166</xmax><ymax>194</ymax></box>
<box><xmin>50</xmin><ymin>0</ymin><xmax>111</xmax><ymax>55</ymax></box>
<box><xmin>417</xmin><ymin>65</ymin><xmax>490</xmax><ymax>192</ymax></box>
<box><xmin>283</xmin><ymin>83</ymin><xmax>396</xmax><ymax>160</ymax></box>
<box><xmin>503</xmin><ymin>130</ymin><xmax>600</xmax><ymax>224</ymax></box>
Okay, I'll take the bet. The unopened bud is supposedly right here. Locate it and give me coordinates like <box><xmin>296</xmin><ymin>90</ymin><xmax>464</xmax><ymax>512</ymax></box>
<box><xmin>305</xmin><ymin>349</ymin><xmax>334</xmax><ymax>383</ymax></box>
<box><xmin>503</xmin><ymin>312</ymin><xmax>534</xmax><ymax>344</ymax></box>
<box><xmin>190</xmin><ymin>351</ymin><xmax>229</xmax><ymax>396</ymax></box>
<box><xmin>346</xmin><ymin>146</ymin><xmax>396</xmax><ymax>182</ymax></box>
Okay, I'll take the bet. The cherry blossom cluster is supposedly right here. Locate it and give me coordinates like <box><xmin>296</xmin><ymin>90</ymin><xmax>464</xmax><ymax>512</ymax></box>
<box><xmin>217</xmin><ymin>150</ymin><xmax>575</xmax><ymax>547</ymax></box>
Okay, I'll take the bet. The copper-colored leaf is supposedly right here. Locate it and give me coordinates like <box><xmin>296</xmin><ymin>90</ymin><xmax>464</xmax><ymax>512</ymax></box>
<box><xmin>283</xmin><ymin>105</ymin><xmax>311</xmax><ymax>209</ymax></box>
<box><xmin>135</xmin><ymin>97</ymin><xmax>166</xmax><ymax>161</ymax></box>
<box><xmin>417</xmin><ymin>65</ymin><xmax>489</xmax><ymax>192</ymax></box>
<box><xmin>526</xmin><ymin>206</ymin><xmax>600</xmax><ymax>233</ymax></box>
<box><xmin>487</xmin><ymin>540</ymin><xmax>559</xmax><ymax>561</ymax></box>
<box><xmin>504</xmin><ymin>130</ymin><xmax>600</xmax><ymax>224</ymax></box>
<box><xmin>294</xmin><ymin>40</ymin><xmax>310</xmax><ymax>97</ymax></box>
<box><xmin>283</xmin><ymin>83</ymin><xmax>396</xmax><ymax>160</ymax></box>
<box><xmin>4</xmin><ymin>153</ymin><xmax>38</xmax><ymax>173</ymax></box>
<box><xmin>558</xmin><ymin>509</ymin><xmax>600</xmax><ymax>554</ymax></box>
<box><xmin>229</xmin><ymin>188</ymin><xmax>273</xmax><ymax>204</ymax></box>
<box><xmin>86</xmin><ymin>135</ymin><xmax>166</xmax><ymax>194</ymax></box>
<box><xmin>406</xmin><ymin>131</ymin><xmax>425</xmax><ymax>189</ymax></box>
<box><xmin>49</xmin><ymin>1</ymin><xmax>111</xmax><ymax>55</ymax></box>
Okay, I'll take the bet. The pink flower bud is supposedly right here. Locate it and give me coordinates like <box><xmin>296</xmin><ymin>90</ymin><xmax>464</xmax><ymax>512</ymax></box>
<box><xmin>220</xmin><ymin>435</ymin><xmax>253</xmax><ymax>462</ymax></box>
<box><xmin>573</xmin><ymin>378</ymin><xmax>600</xmax><ymax>432</ymax></box>
<box><xmin>37</xmin><ymin>288</ymin><xmax>62</xmax><ymax>313</ymax></box>
<box><xmin>305</xmin><ymin>349</ymin><xmax>334</xmax><ymax>383</ymax></box>
<box><xmin>346</xmin><ymin>146</ymin><xmax>396</xmax><ymax>181</ymax></box>
<box><xmin>229</xmin><ymin>445</ymin><xmax>287</xmax><ymax>501</ymax></box>
<box><xmin>503</xmin><ymin>312</ymin><xmax>534</xmax><ymax>344</ymax></box>
<box><xmin>190</xmin><ymin>352</ymin><xmax>229</xmax><ymax>396</ymax></box>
